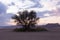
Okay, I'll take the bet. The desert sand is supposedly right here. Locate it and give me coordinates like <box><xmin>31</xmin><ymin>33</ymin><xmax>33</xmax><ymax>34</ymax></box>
<box><xmin>0</xmin><ymin>29</ymin><xmax>60</xmax><ymax>40</ymax></box>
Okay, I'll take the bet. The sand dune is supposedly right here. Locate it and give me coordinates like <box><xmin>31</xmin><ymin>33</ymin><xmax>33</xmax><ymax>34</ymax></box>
<box><xmin>0</xmin><ymin>29</ymin><xmax>60</xmax><ymax>40</ymax></box>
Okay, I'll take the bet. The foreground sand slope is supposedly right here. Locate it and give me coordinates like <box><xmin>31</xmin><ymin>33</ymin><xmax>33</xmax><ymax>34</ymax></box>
<box><xmin>0</xmin><ymin>29</ymin><xmax>60</xmax><ymax>40</ymax></box>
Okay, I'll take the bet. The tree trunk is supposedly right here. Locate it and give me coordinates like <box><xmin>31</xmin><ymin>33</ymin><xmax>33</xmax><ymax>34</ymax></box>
<box><xmin>22</xmin><ymin>25</ymin><xmax>31</xmax><ymax>31</ymax></box>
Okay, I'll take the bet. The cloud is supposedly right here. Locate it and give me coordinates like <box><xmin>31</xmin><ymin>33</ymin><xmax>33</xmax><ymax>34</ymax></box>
<box><xmin>17</xmin><ymin>0</ymin><xmax>35</xmax><ymax>9</ymax></box>
<box><xmin>57</xmin><ymin>1</ymin><xmax>60</xmax><ymax>5</ymax></box>
<box><xmin>44</xmin><ymin>13</ymin><xmax>51</xmax><ymax>17</ymax></box>
<box><xmin>51</xmin><ymin>8</ymin><xmax>60</xmax><ymax>16</ymax></box>
<box><xmin>7</xmin><ymin>6</ymin><xmax>18</xmax><ymax>14</ymax></box>
<box><xmin>0</xmin><ymin>0</ymin><xmax>60</xmax><ymax>12</ymax></box>
<box><xmin>0</xmin><ymin>13</ymin><xmax>13</xmax><ymax>26</ymax></box>
<box><xmin>0</xmin><ymin>0</ymin><xmax>13</xmax><ymax>5</ymax></box>
<box><xmin>0</xmin><ymin>2</ymin><xmax>13</xmax><ymax>26</ymax></box>
<box><xmin>37</xmin><ymin>16</ymin><xmax>60</xmax><ymax>25</ymax></box>
<box><xmin>0</xmin><ymin>0</ymin><xmax>59</xmax><ymax>13</ymax></box>
<box><xmin>0</xmin><ymin>2</ymin><xmax>11</xmax><ymax>26</ymax></box>
<box><xmin>0</xmin><ymin>2</ymin><xmax>7</xmax><ymax>14</ymax></box>
<box><xmin>36</xmin><ymin>10</ymin><xmax>54</xmax><ymax>18</ymax></box>
<box><xmin>0</xmin><ymin>0</ymin><xmax>60</xmax><ymax>26</ymax></box>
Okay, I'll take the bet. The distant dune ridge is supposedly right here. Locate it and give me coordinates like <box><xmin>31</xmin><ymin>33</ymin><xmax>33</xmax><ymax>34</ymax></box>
<box><xmin>39</xmin><ymin>23</ymin><xmax>60</xmax><ymax>31</ymax></box>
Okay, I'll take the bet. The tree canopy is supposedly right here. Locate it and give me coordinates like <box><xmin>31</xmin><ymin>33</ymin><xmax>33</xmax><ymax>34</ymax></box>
<box><xmin>12</xmin><ymin>10</ymin><xmax>39</xmax><ymax>31</ymax></box>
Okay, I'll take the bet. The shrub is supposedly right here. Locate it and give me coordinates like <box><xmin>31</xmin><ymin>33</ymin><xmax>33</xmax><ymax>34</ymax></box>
<box><xmin>13</xmin><ymin>28</ymin><xmax>25</xmax><ymax>32</ymax></box>
<box><xmin>35</xmin><ymin>27</ymin><xmax>48</xmax><ymax>32</ymax></box>
<box><xmin>13</xmin><ymin>27</ymin><xmax>48</xmax><ymax>32</ymax></box>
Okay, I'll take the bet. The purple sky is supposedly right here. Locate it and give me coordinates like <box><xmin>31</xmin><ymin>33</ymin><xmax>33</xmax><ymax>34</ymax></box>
<box><xmin>0</xmin><ymin>0</ymin><xmax>60</xmax><ymax>26</ymax></box>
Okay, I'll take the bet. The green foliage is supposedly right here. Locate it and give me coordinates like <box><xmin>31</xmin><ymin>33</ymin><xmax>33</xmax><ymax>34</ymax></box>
<box><xmin>12</xmin><ymin>10</ymin><xmax>48</xmax><ymax>32</ymax></box>
<box><xmin>13</xmin><ymin>28</ymin><xmax>25</xmax><ymax>32</ymax></box>
<box><xmin>12</xmin><ymin>10</ymin><xmax>39</xmax><ymax>30</ymax></box>
<box><xmin>35</xmin><ymin>27</ymin><xmax>48</xmax><ymax>32</ymax></box>
<box><xmin>13</xmin><ymin>27</ymin><xmax>48</xmax><ymax>32</ymax></box>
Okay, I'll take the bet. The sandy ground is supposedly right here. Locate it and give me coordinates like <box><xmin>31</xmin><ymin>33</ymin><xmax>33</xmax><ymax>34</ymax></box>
<box><xmin>0</xmin><ymin>29</ymin><xmax>60</xmax><ymax>40</ymax></box>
